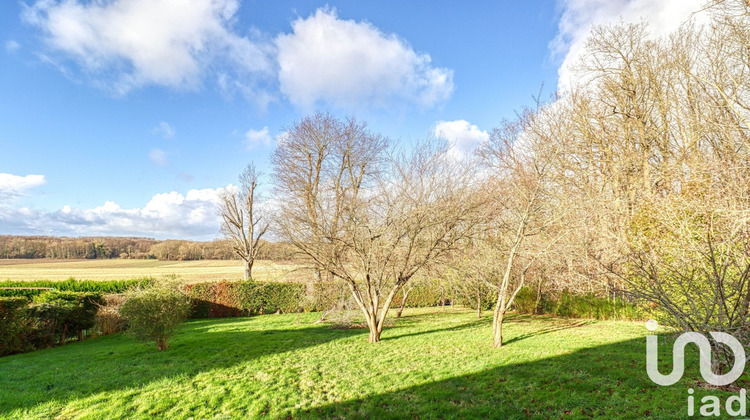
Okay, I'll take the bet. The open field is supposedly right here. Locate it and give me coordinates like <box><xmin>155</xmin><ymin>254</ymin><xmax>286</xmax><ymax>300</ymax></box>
<box><xmin>0</xmin><ymin>259</ymin><xmax>308</xmax><ymax>283</ymax></box>
<box><xmin>0</xmin><ymin>308</ymin><xmax>738</xmax><ymax>419</ymax></box>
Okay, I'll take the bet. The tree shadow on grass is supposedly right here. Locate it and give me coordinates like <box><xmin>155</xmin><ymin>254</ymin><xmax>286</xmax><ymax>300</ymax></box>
<box><xmin>292</xmin><ymin>334</ymin><xmax>743</xmax><ymax>420</ymax></box>
<box><xmin>0</xmin><ymin>316</ymin><xmax>366</xmax><ymax>415</ymax></box>
<box><xmin>387</xmin><ymin>314</ymin><xmax>591</xmax><ymax>343</ymax></box>
<box><xmin>385</xmin><ymin>316</ymin><xmax>491</xmax><ymax>341</ymax></box>
<box><xmin>503</xmin><ymin>319</ymin><xmax>594</xmax><ymax>346</ymax></box>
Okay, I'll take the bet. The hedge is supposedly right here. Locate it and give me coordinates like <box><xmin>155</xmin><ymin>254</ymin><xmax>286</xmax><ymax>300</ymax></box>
<box><xmin>0</xmin><ymin>291</ymin><xmax>103</xmax><ymax>356</ymax></box>
<box><xmin>392</xmin><ymin>285</ymin><xmax>445</xmax><ymax>308</ymax></box>
<box><xmin>513</xmin><ymin>287</ymin><xmax>644</xmax><ymax>321</ymax></box>
<box><xmin>0</xmin><ymin>297</ymin><xmax>31</xmax><ymax>356</ymax></box>
<box><xmin>0</xmin><ymin>278</ymin><xmax>152</xmax><ymax>299</ymax></box>
<box><xmin>185</xmin><ymin>281</ymin><xmax>306</xmax><ymax>318</ymax></box>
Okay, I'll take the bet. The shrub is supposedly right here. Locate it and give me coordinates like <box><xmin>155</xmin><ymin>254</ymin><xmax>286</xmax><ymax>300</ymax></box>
<box><xmin>0</xmin><ymin>297</ymin><xmax>31</xmax><ymax>356</ymax></box>
<box><xmin>95</xmin><ymin>294</ymin><xmax>128</xmax><ymax>335</ymax></box>
<box><xmin>120</xmin><ymin>288</ymin><xmax>190</xmax><ymax>351</ymax></box>
<box><xmin>33</xmin><ymin>291</ymin><xmax>103</xmax><ymax>343</ymax></box>
<box><xmin>512</xmin><ymin>287</ymin><xmax>539</xmax><ymax>315</ymax></box>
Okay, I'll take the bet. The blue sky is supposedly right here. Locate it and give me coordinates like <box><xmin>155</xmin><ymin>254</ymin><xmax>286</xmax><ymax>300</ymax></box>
<box><xmin>0</xmin><ymin>0</ymin><xmax>704</xmax><ymax>240</ymax></box>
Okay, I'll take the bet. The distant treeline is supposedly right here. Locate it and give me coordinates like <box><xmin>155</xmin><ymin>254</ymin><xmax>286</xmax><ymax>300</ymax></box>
<box><xmin>0</xmin><ymin>236</ymin><xmax>298</xmax><ymax>261</ymax></box>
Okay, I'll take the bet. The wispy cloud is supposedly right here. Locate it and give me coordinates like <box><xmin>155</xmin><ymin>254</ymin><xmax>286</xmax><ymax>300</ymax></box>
<box><xmin>152</xmin><ymin>121</ymin><xmax>175</xmax><ymax>139</ymax></box>
<box><xmin>4</xmin><ymin>40</ymin><xmax>20</xmax><ymax>53</ymax></box>
<box><xmin>149</xmin><ymin>148</ymin><xmax>168</xmax><ymax>166</ymax></box>
<box><xmin>0</xmin><ymin>173</ymin><xmax>46</xmax><ymax>200</ymax></box>
<box><xmin>244</xmin><ymin>126</ymin><xmax>272</xmax><ymax>150</ymax></box>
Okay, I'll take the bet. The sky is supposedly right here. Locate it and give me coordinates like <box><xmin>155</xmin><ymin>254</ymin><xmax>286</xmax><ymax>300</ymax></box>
<box><xmin>0</xmin><ymin>0</ymin><xmax>705</xmax><ymax>240</ymax></box>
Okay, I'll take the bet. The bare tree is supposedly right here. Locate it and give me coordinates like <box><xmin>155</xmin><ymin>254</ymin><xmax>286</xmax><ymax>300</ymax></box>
<box><xmin>220</xmin><ymin>163</ymin><xmax>269</xmax><ymax>281</ymax></box>
<box><xmin>543</xmin><ymin>3</ymin><xmax>750</xmax><ymax>366</ymax></box>
<box><xmin>273</xmin><ymin>113</ymin><xmax>483</xmax><ymax>342</ymax></box>
<box><xmin>477</xmin><ymin>100</ymin><xmax>577</xmax><ymax>348</ymax></box>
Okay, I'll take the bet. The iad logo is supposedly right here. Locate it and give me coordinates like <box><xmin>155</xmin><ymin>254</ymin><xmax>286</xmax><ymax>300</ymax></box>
<box><xmin>646</xmin><ymin>328</ymin><xmax>746</xmax><ymax>386</ymax></box>
<box><xmin>645</xmin><ymin>321</ymin><xmax>749</xmax><ymax>417</ymax></box>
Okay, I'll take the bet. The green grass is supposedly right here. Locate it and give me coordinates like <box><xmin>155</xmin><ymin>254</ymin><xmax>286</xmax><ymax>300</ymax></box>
<box><xmin>0</xmin><ymin>259</ymin><xmax>306</xmax><ymax>283</ymax></box>
<box><xmin>0</xmin><ymin>308</ymin><xmax>744</xmax><ymax>419</ymax></box>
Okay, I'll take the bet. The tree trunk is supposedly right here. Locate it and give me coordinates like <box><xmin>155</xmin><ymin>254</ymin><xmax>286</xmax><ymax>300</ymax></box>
<box><xmin>78</xmin><ymin>329</ymin><xmax>83</xmax><ymax>342</ymax></box>
<box><xmin>535</xmin><ymin>280</ymin><xmax>543</xmax><ymax>315</ymax></box>
<box><xmin>492</xmin><ymin>286</ymin><xmax>508</xmax><ymax>348</ymax></box>
<box><xmin>493</xmin><ymin>310</ymin><xmax>505</xmax><ymax>348</ymax></box>
<box><xmin>368</xmin><ymin>329</ymin><xmax>381</xmax><ymax>343</ymax></box>
<box><xmin>396</xmin><ymin>288</ymin><xmax>411</xmax><ymax>318</ymax></box>
<box><xmin>244</xmin><ymin>261</ymin><xmax>251</xmax><ymax>282</ymax></box>
<box><xmin>396</xmin><ymin>301</ymin><xmax>406</xmax><ymax>318</ymax></box>
<box><xmin>157</xmin><ymin>337</ymin><xmax>169</xmax><ymax>351</ymax></box>
<box><xmin>366</xmin><ymin>311</ymin><xmax>381</xmax><ymax>343</ymax></box>
<box><xmin>476</xmin><ymin>287</ymin><xmax>482</xmax><ymax>318</ymax></box>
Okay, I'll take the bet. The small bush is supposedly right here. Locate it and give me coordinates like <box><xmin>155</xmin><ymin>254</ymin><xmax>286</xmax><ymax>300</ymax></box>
<box><xmin>120</xmin><ymin>288</ymin><xmax>190</xmax><ymax>351</ymax></box>
<box><xmin>0</xmin><ymin>297</ymin><xmax>31</xmax><ymax>356</ymax></box>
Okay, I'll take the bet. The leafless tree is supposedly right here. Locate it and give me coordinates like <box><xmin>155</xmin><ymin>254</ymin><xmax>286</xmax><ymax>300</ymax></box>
<box><xmin>545</xmin><ymin>2</ymin><xmax>750</xmax><ymax>365</ymax></box>
<box><xmin>220</xmin><ymin>163</ymin><xmax>269</xmax><ymax>281</ymax></box>
<box><xmin>477</xmin><ymin>102</ymin><xmax>576</xmax><ymax>348</ymax></box>
<box><xmin>273</xmin><ymin>113</ymin><xmax>483</xmax><ymax>342</ymax></box>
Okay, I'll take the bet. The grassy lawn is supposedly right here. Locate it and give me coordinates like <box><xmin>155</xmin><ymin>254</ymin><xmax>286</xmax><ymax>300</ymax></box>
<box><xmin>0</xmin><ymin>259</ymin><xmax>306</xmax><ymax>283</ymax></box>
<box><xmin>0</xmin><ymin>308</ymin><xmax>742</xmax><ymax>419</ymax></box>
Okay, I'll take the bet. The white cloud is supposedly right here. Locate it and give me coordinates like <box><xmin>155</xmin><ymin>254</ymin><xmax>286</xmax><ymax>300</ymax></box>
<box><xmin>21</xmin><ymin>3</ymin><xmax>453</xmax><ymax>111</ymax></box>
<box><xmin>149</xmin><ymin>148</ymin><xmax>168</xmax><ymax>166</ymax></box>
<box><xmin>22</xmin><ymin>0</ymin><xmax>274</xmax><ymax>96</ymax></box>
<box><xmin>244</xmin><ymin>126</ymin><xmax>272</xmax><ymax>150</ymax></box>
<box><xmin>275</xmin><ymin>8</ymin><xmax>454</xmax><ymax>110</ymax></box>
<box><xmin>552</xmin><ymin>0</ymin><xmax>707</xmax><ymax>91</ymax></box>
<box><xmin>434</xmin><ymin>120</ymin><xmax>489</xmax><ymax>159</ymax></box>
<box><xmin>0</xmin><ymin>185</ymin><xmax>238</xmax><ymax>240</ymax></box>
<box><xmin>0</xmin><ymin>173</ymin><xmax>46</xmax><ymax>200</ymax></box>
<box><xmin>152</xmin><ymin>121</ymin><xmax>175</xmax><ymax>138</ymax></box>
<box><xmin>5</xmin><ymin>40</ymin><xmax>20</xmax><ymax>53</ymax></box>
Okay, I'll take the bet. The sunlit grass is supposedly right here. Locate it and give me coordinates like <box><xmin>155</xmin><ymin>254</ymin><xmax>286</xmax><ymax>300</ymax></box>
<box><xmin>0</xmin><ymin>308</ymin><xmax>741</xmax><ymax>419</ymax></box>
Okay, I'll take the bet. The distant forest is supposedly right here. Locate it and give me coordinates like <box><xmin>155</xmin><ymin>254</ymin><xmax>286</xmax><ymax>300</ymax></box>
<box><xmin>0</xmin><ymin>235</ymin><xmax>298</xmax><ymax>261</ymax></box>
